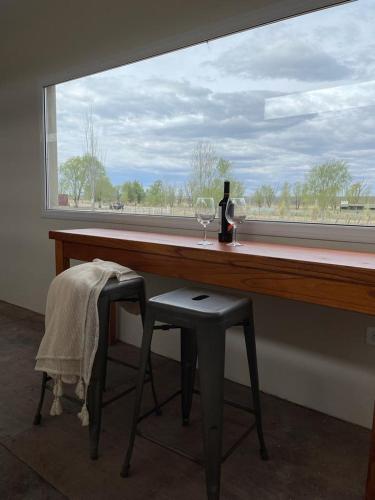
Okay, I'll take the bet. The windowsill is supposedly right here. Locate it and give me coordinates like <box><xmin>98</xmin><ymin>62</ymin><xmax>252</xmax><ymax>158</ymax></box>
<box><xmin>42</xmin><ymin>208</ymin><xmax>375</xmax><ymax>249</ymax></box>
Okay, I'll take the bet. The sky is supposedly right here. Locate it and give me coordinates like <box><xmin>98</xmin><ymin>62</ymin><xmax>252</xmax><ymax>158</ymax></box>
<box><xmin>54</xmin><ymin>0</ymin><xmax>375</xmax><ymax>194</ymax></box>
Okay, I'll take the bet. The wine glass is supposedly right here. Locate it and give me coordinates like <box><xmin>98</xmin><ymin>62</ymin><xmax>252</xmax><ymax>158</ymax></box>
<box><xmin>195</xmin><ymin>197</ymin><xmax>215</xmax><ymax>246</ymax></box>
<box><xmin>225</xmin><ymin>198</ymin><xmax>247</xmax><ymax>246</ymax></box>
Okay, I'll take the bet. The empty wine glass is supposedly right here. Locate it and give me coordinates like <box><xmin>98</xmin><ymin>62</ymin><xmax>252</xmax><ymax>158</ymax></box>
<box><xmin>225</xmin><ymin>198</ymin><xmax>247</xmax><ymax>246</ymax></box>
<box><xmin>195</xmin><ymin>197</ymin><xmax>215</xmax><ymax>246</ymax></box>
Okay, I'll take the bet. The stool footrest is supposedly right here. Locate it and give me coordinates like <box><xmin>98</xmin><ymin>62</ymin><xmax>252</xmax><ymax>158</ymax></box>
<box><xmin>138</xmin><ymin>390</ymin><xmax>181</xmax><ymax>423</ymax></box>
<box><xmin>45</xmin><ymin>375</ymin><xmax>153</xmax><ymax>409</ymax></box>
<box><xmin>107</xmin><ymin>355</ymin><xmax>151</xmax><ymax>375</ymax></box>
<box><xmin>193</xmin><ymin>388</ymin><xmax>254</xmax><ymax>415</ymax></box>
<box><xmin>137</xmin><ymin>422</ymin><xmax>257</xmax><ymax>466</ymax></box>
<box><xmin>136</xmin><ymin>387</ymin><xmax>257</xmax><ymax>466</ymax></box>
<box><xmin>102</xmin><ymin>380</ymin><xmax>150</xmax><ymax>408</ymax></box>
<box><xmin>136</xmin><ymin>428</ymin><xmax>205</xmax><ymax>465</ymax></box>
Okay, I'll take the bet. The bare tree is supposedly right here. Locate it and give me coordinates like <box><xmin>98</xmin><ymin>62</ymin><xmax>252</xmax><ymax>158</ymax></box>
<box><xmin>292</xmin><ymin>182</ymin><xmax>304</xmax><ymax>209</ymax></box>
<box><xmin>185</xmin><ymin>143</ymin><xmax>245</xmax><ymax>204</ymax></box>
<box><xmin>279</xmin><ymin>182</ymin><xmax>291</xmax><ymax>209</ymax></box>
<box><xmin>84</xmin><ymin>108</ymin><xmax>105</xmax><ymax>208</ymax></box>
<box><xmin>261</xmin><ymin>184</ymin><xmax>277</xmax><ymax>208</ymax></box>
<box><xmin>346</xmin><ymin>180</ymin><xmax>370</xmax><ymax>205</ymax></box>
<box><xmin>252</xmin><ymin>188</ymin><xmax>264</xmax><ymax>214</ymax></box>
<box><xmin>186</xmin><ymin>142</ymin><xmax>217</xmax><ymax>204</ymax></box>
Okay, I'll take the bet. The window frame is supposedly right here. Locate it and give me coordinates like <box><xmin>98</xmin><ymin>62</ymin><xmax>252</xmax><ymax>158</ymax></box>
<box><xmin>41</xmin><ymin>205</ymin><xmax>375</xmax><ymax>244</ymax></box>
<box><xmin>42</xmin><ymin>0</ymin><xmax>373</xmax><ymax>246</ymax></box>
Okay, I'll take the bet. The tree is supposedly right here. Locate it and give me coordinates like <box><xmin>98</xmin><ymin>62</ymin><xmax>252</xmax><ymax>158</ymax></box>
<box><xmin>59</xmin><ymin>156</ymin><xmax>89</xmax><ymax>207</ymax></box>
<box><xmin>84</xmin><ymin>109</ymin><xmax>105</xmax><ymax>208</ymax></box>
<box><xmin>122</xmin><ymin>181</ymin><xmax>146</xmax><ymax>205</ymax></box>
<box><xmin>279</xmin><ymin>182</ymin><xmax>291</xmax><ymax>210</ymax></box>
<box><xmin>346</xmin><ymin>181</ymin><xmax>370</xmax><ymax>205</ymax></box>
<box><xmin>186</xmin><ymin>142</ymin><xmax>218</xmax><ymax>203</ymax></box>
<box><xmin>83</xmin><ymin>155</ymin><xmax>107</xmax><ymax>203</ymax></box>
<box><xmin>145</xmin><ymin>180</ymin><xmax>177</xmax><ymax>207</ymax></box>
<box><xmin>260</xmin><ymin>184</ymin><xmax>277</xmax><ymax>208</ymax></box>
<box><xmin>176</xmin><ymin>186</ymin><xmax>185</xmax><ymax>206</ymax></box>
<box><xmin>292</xmin><ymin>182</ymin><xmax>306</xmax><ymax>210</ymax></box>
<box><xmin>146</xmin><ymin>180</ymin><xmax>164</xmax><ymax>206</ymax></box>
<box><xmin>252</xmin><ymin>188</ymin><xmax>264</xmax><ymax>213</ymax></box>
<box><xmin>132</xmin><ymin>181</ymin><xmax>146</xmax><ymax>204</ymax></box>
<box><xmin>306</xmin><ymin>160</ymin><xmax>351</xmax><ymax>211</ymax></box>
<box><xmin>164</xmin><ymin>184</ymin><xmax>177</xmax><ymax>207</ymax></box>
<box><xmin>114</xmin><ymin>185</ymin><xmax>122</xmax><ymax>203</ymax></box>
<box><xmin>122</xmin><ymin>182</ymin><xmax>133</xmax><ymax>204</ymax></box>
<box><xmin>95</xmin><ymin>174</ymin><xmax>115</xmax><ymax>208</ymax></box>
<box><xmin>185</xmin><ymin>143</ymin><xmax>245</xmax><ymax>204</ymax></box>
<box><xmin>212</xmin><ymin>158</ymin><xmax>245</xmax><ymax>199</ymax></box>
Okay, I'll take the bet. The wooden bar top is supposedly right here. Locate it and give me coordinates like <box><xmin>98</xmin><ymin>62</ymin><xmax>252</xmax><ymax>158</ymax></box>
<box><xmin>50</xmin><ymin>228</ymin><xmax>375</xmax><ymax>270</ymax></box>
<box><xmin>50</xmin><ymin>228</ymin><xmax>375</xmax><ymax>315</ymax></box>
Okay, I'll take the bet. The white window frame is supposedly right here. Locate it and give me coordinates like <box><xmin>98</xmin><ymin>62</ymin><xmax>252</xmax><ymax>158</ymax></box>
<box><xmin>42</xmin><ymin>0</ymin><xmax>373</xmax><ymax>245</ymax></box>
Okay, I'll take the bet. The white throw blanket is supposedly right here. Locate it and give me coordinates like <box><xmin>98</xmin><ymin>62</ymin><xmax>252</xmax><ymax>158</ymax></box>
<box><xmin>35</xmin><ymin>259</ymin><xmax>139</xmax><ymax>426</ymax></box>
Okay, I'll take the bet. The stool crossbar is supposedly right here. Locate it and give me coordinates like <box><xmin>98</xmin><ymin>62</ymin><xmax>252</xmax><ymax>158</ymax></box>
<box><xmin>136</xmin><ymin>379</ymin><xmax>259</xmax><ymax>467</ymax></box>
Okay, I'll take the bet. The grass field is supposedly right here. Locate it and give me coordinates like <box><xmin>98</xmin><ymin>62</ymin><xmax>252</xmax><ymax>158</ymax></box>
<box><xmin>53</xmin><ymin>200</ymin><xmax>375</xmax><ymax>226</ymax></box>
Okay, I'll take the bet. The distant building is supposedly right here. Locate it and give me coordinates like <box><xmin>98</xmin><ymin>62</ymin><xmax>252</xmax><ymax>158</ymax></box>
<box><xmin>58</xmin><ymin>194</ymin><xmax>69</xmax><ymax>206</ymax></box>
<box><xmin>340</xmin><ymin>200</ymin><xmax>375</xmax><ymax>211</ymax></box>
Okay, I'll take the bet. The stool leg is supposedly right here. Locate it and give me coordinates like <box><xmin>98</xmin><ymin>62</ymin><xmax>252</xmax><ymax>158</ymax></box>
<box><xmin>33</xmin><ymin>372</ymin><xmax>48</xmax><ymax>425</ymax></box>
<box><xmin>103</xmin><ymin>303</ymin><xmax>117</xmax><ymax>393</ymax></box>
<box><xmin>88</xmin><ymin>297</ymin><xmax>110</xmax><ymax>460</ymax></box>
<box><xmin>243</xmin><ymin>313</ymin><xmax>268</xmax><ymax>461</ymax></box>
<box><xmin>196</xmin><ymin>326</ymin><xmax>225</xmax><ymax>500</ymax></box>
<box><xmin>138</xmin><ymin>287</ymin><xmax>161</xmax><ymax>416</ymax></box>
<box><xmin>181</xmin><ymin>328</ymin><xmax>197</xmax><ymax>426</ymax></box>
<box><xmin>121</xmin><ymin>313</ymin><xmax>155</xmax><ymax>477</ymax></box>
<box><xmin>147</xmin><ymin>353</ymin><xmax>161</xmax><ymax>416</ymax></box>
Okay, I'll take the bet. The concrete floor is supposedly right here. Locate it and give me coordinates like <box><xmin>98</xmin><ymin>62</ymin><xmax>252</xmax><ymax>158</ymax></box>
<box><xmin>0</xmin><ymin>299</ymin><xmax>370</xmax><ymax>499</ymax></box>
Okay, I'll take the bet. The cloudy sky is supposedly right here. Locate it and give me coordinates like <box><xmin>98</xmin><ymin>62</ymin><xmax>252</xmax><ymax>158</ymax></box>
<box><xmin>55</xmin><ymin>0</ymin><xmax>375</xmax><ymax>193</ymax></box>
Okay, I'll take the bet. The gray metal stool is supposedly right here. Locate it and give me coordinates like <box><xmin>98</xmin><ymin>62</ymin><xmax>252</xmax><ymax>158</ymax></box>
<box><xmin>121</xmin><ymin>287</ymin><xmax>268</xmax><ymax>500</ymax></box>
<box><xmin>33</xmin><ymin>276</ymin><xmax>160</xmax><ymax>460</ymax></box>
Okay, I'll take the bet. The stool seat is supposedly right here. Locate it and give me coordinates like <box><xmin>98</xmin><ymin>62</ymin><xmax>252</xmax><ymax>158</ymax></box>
<box><xmin>100</xmin><ymin>276</ymin><xmax>144</xmax><ymax>300</ymax></box>
<box><xmin>149</xmin><ymin>288</ymin><xmax>250</xmax><ymax>327</ymax></box>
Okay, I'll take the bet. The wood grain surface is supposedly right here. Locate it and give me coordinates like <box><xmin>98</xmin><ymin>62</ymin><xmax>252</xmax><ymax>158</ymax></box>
<box><xmin>50</xmin><ymin>228</ymin><xmax>375</xmax><ymax>315</ymax></box>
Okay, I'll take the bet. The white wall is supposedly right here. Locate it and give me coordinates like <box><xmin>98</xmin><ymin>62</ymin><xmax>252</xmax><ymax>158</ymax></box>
<box><xmin>0</xmin><ymin>0</ymin><xmax>374</xmax><ymax>428</ymax></box>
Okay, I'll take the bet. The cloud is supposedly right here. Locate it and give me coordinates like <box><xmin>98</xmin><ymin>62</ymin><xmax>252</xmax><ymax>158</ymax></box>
<box><xmin>56</xmin><ymin>72</ymin><xmax>375</xmax><ymax>190</ymax></box>
<box><xmin>211</xmin><ymin>38</ymin><xmax>351</xmax><ymax>82</ymax></box>
<box><xmin>53</xmin><ymin>0</ymin><xmax>375</xmax><ymax>193</ymax></box>
<box><xmin>265</xmin><ymin>81</ymin><xmax>375</xmax><ymax>119</ymax></box>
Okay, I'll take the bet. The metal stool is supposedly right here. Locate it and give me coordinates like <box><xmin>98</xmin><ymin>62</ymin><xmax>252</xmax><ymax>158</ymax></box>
<box><xmin>33</xmin><ymin>276</ymin><xmax>160</xmax><ymax>460</ymax></box>
<box><xmin>121</xmin><ymin>287</ymin><xmax>268</xmax><ymax>500</ymax></box>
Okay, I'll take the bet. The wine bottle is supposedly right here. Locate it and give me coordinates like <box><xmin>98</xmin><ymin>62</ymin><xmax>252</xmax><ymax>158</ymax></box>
<box><xmin>218</xmin><ymin>181</ymin><xmax>233</xmax><ymax>243</ymax></box>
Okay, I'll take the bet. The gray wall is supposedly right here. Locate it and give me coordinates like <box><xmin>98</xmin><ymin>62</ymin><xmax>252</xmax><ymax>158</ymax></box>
<box><xmin>1</xmin><ymin>0</ymin><xmax>374</xmax><ymax>428</ymax></box>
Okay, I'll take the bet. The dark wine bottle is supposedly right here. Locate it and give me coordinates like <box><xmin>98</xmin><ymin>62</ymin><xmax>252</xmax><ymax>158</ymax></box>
<box><xmin>218</xmin><ymin>181</ymin><xmax>233</xmax><ymax>243</ymax></box>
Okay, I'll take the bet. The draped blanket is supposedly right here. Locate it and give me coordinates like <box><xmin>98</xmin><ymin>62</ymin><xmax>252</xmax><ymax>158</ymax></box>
<box><xmin>35</xmin><ymin>259</ymin><xmax>139</xmax><ymax>425</ymax></box>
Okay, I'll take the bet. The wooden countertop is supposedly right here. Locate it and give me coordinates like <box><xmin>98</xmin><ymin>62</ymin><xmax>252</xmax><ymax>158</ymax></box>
<box><xmin>50</xmin><ymin>228</ymin><xmax>375</xmax><ymax>315</ymax></box>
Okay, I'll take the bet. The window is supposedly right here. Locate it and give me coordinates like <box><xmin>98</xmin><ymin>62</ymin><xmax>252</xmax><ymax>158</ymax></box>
<box><xmin>45</xmin><ymin>0</ymin><xmax>375</xmax><ymax>236</ymax></box>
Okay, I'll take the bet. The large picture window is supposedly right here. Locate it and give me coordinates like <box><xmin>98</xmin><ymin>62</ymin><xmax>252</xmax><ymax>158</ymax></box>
<box><xmin>45</xmin><ymin>0</ymin><xmax>375</xmax><ymax>230</ymax></box>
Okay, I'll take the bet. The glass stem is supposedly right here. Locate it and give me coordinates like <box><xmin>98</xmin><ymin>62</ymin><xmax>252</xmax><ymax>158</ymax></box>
<box><xmin>203</xmin><ymin>224</ymin><xmax>207</xmax><ymax>242</ymax></box>
<box><xmin>233</xmin><ymin>226</ymin><xmax>237</xmax><ymax>245</ymax></box>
